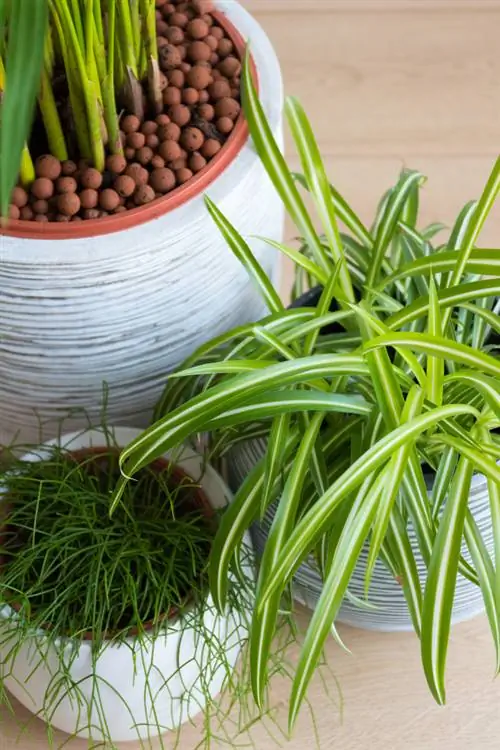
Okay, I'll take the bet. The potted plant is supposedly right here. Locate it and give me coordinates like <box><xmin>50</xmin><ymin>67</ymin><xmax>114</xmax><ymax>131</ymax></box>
<box><xmin>113</xmin><ymin>54</ymin><xmax>500</xmax><ymax>729</ymax></box>
<box><xmin>0</xmin><ymin>0</ymin><xmax>283</xmax><ymax>447</ymax></box>
<box><xmin>0</xmin><ymin>425</ymin><xmax>259</xmax><ymax>745</ymax></box>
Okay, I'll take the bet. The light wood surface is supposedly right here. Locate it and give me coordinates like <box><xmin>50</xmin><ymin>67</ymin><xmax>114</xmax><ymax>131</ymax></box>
<box><xmin>3</xmin><ymin>1</ymin><xmax>500</xmax><ymax>748</ymax></box>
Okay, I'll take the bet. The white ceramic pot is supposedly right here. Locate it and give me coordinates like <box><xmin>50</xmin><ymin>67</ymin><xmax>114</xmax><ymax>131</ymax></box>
<box><xmin>229</xmin><ymin>438</ymin><xmax>493</xmax><ymax>632</ymax></box>
<box><xmin>0</xmin><ymin>427</ymin><xmax>254</xmax><ymax>742</ymax></box>
<box><xmin>0</xmin><ymin>1</ymin><xmax>284</xmax><ymax>447</ymax></box>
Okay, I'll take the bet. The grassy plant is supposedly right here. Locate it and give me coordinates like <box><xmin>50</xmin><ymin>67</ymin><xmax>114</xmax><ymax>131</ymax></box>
<box><xmin>114</xmin><ymin>51</ymin><xmax>500</xmax><ymax>729</ymax></box>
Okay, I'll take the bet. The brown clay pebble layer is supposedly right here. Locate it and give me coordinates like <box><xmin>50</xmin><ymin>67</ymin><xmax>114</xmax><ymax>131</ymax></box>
<box><xmin>13</xmin><ymin>0</ymin><xmax>242</xmax><ymax>223</ymax></box>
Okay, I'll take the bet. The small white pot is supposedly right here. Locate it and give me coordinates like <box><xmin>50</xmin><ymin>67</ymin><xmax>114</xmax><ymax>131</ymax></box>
<box><xmin>0</xmin><ymin>427</ymin><xmax>254</xmax><ymax>742</ymax></box>
<box><xmin>0</xmin><ymin>1</ymin><xmax>284</xmax><ymax>447</ymax></box>
<box><xmin>229</xmin><ymin>438</ymin><xmax>493</xmax><ymax>632</ymax></box>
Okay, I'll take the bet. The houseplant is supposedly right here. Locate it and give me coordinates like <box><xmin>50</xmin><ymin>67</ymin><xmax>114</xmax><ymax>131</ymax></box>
<box><xmin>0</xmin><ymin>425</ymin><xmax>258</xmax><ymax>746</ymax></box>
<box><xmin>113</xmin><ymin>52</ymin><xmax>500</xmax><ymax>729</ymax></box>
<box><xmin>0</xmin><ymin>0</ymin><xmax>284</xmax><ymax>446</ymax></box>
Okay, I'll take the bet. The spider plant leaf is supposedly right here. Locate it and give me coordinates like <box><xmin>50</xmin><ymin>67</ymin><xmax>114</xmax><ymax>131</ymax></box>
<box><xmin>447</xmin><ymin>200</ymin><xmax>477</xmax><ymax>251</ymax></box>
<box><xmin>421</xmin><ymin>456</ymin><xmax>474</xmax><ymax>704</ymax></box>
<box><xmin>287</xmin><ymin>467</ymin><xmax>388</xmax><ymax>729</ymax></box>
<box><xmin>446</xmin><ymin>158</ymin><xmax>500</xmax><ymax>291</ymax></box>
<box><xmin>388</xmin><ymin>279</ymin><xmax>500</xmax><ymax>331</ymax></box>
<box><xmin>444</xmin><ymin>371</ymin><xmax>500</xmax><ymax>420</ymax></box>
<box><xmin>260</xmin><ymin>413</ymin><xmax>290</xmax><ymax>519</ymax></box>
<box><xmin>241</xmin><ymin>50</ymin><xmax>331</xmax><ymax>275</ymax></box>
<box><xmin>304</xmin><ymin>262</ymin><xmax>342</xmax><ymax>356</ymax></box>
<box><xmin>253</xmin><ymin>327</ymin><xmax>297</xmax><ymax>361</ymax></box>
<box><xmin>293</xmin><ymin>172</ymin><xmax>373</xmax><ymax>249</ymax></box>
<box><xmin>459</xmin><ymin>302</ymin><xmax>500</xmax><ymax>338</ymax></box>
<box><xmin>285</xmin><ymin>97</ymin><xmax>355</xmax><ymax>303</ymax></box>
<box><xmin>386</xmin><ymin>507</ymin><xmax>423</xmax><ymax>635</ymax></box>
<box><xmin>431</xmin><ymin>447</ymin><xmax>458</xmax><ymax>521</ymax></box>
<box><xmin>252</xmin><ymin>237</ymin><xmax>329</xmax><ymax>286</ymax></box>
<box><xmin>364</xmin><ymin>332</ymin><xmax>500</xmax><ymax>379</ymax></box>
<box><xmin>463</xmin><ymin>509</ymin><xmax>500</xmax><ymax>674</ymax></box>
<box><xmin>376</xmin><ymin>249</ymin><xmax>500</xmax><ymax>291</ymax></box>
<box><xmin>0</xmin><ymin>0</ymin><xmax>48</xmax><ymax>215</ymax></box>
<box><xmin>257</xmin><ymin>404</ymin><xmax>479</xmax><ymax>609</ymax></box>
<box><xmin>365</xmin><ymin>385</ymin><xmax>424</xmax><ymax>594</ymax></box>
<box><xmin>205</xmin><ymin>196</ymin><xmax>283</xmax><ymax>315</ymax></box>
<box><xmin>116</xmin><ymin>354</ymin><xmax>371</xmax><ymax>484</ymax></box>
<box><xmin>425</xmin><ymin>433</ymin><xmax>500</xmax><ymax>487</ymax></box>
<box><xmin>350</xmin><ymin>304</ymin><xmax>427</xmax><ymax>388</ymax></box>
<box><xmin>426</xmin><ymin>278</ymin><xmax>444</xmax><ymax>407</ymax></box>
<box><xmin>366</xmin><ymin>170</ymin><xmax>425</xmax><ymax>288</ymax></box>
<box><xmin>206</xmin><ymin>390</ymin><xmax>372</xmax><ymax>429</ymax></box>
<box><xmin>422</xmin><ymin>223</ymin><xmax>448</xmax><ymax>240</ymax></box>
<box><xmin>481</xmin><ymin>430</ymin><xmax>500</xmax><ymax>618</ymax></box>
<box><xmin>251</xmin><ymin>412</ymin><xmax>324</xmax><ymax>707</ymax></box>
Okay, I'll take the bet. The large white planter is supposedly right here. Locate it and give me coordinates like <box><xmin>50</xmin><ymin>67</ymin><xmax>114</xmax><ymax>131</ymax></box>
<box><xmin>229</xmin><ymin>439</ymin><xmax>493</xmax><ymax>632</ymax></box>
<box><xmin>0</xmin><ymin>427</ymin><xmax>254</xmax><ymax>743</ymax></box>
<box><xmin>0</xmin><ymin>1</ymin><xmax>284</xmax><ymax>447</ymax></box>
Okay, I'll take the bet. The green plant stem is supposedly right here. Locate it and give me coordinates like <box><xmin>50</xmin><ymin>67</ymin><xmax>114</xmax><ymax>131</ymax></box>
<box><xmin>19</xmin><ymin>145</ymin><xmax>35</xmax><ymax>187</ymax></box>
<box><xmin>38</xmin><ymin>67</ymin><xmax>68</xmax><ymax>161</ymax></box>
<box><xmin>141</xmin><ymin>0</ymin><xmax>162</xmax><ymax>113</ymax></box>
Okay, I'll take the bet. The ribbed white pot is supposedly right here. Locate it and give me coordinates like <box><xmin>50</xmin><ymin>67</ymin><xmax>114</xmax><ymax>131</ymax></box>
<box><xmin>0</xmin><ymin>427</ymin><xmax>254</xmax><ymax>742</ymax></box>
<box><xmin>229</xmin><ymin>439</ymin><xmax>493</xmax><ymax>632</ymax></box>
<box><xmin>0</xmin><ymin>1</ymin><xmax>284</xmax><ymax>447</ymax></box>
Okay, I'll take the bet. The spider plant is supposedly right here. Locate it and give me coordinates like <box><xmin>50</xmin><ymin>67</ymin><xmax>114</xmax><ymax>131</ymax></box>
<box><xmin>113</xmin><ymin>52</ymin><xmax>500</xmax><ymax>730</ymax></box>
<box><xmin>0</xmin><ymin>0</ymin><xmax>161</xmax><ymax>214</ymax></box>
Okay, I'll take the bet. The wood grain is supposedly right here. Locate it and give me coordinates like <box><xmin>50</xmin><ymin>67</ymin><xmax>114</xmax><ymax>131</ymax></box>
<box><xmin>3</xmin><ymin>1</ymin><xmax>500</xmax><ymax>748</ymax></box>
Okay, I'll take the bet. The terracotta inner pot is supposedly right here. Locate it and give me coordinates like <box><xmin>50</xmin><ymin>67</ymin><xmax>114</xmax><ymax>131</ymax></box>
<box><xmin>3</xmin><ymin>446</ymin><xmax>215</xmax><ymax>641</ymax></box>
<box><xmin>1</xmin><ymin>11</ymin><xmax>257</xmax><ymax>241</ymax></box>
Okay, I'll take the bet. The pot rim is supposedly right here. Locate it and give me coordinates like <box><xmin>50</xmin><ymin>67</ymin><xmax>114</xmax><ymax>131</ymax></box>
<box><xmin>0</xmin><ymin>427</ymin><xmax>243</xmax><ymax>648</ymax></box>
<box><xmin>0</xmin><ymin>10</ymin><xmax>255</xmax><ymax>242</ymax></box>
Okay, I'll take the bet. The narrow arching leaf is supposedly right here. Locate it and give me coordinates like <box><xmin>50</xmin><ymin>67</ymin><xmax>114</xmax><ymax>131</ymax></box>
<box><xmin>0</xmin><ymin>0</ymin><xmax>48</xmax><ymax>214</ymax></box>
<box><xmin>365</xmin><ymin>385</ymin><xmax>424</xmax><ymax>592</ymax></box>
<box><xmin>286</xmin><ymin>97</ymin><xmax>355</xmax><ymax>303</ymax></box>
<box><xmin>387</xmin><ymin>280</ymin><xmax>500</xmax><ymax>331</ymax></box>
<box><xmin>463</xmin><ymin>510</ymin><xmax>500</xmax><ymax>674</ymax></box>
<box><xmin>205</xmin><ymin>196</ymin><xmax>284</xmax><ymax>315</ymax></box>
<box><xmin>366</xmin><ymin>170</ymin><xmax>425</xmax><ymax>287</ymax></box>
<box><xmin>260</xmin><ymin>413</ymin><xmax>290</xmax><ymax>518</ymax></box>
<box><xmin>293</xmin><ymin>172</ymin><xmax>374</xmax><ymax>249</ymax></box>
<box><xmin>254</xmin><ymin>237</ymin><xmax>329</xmax><ymax>286</ymax></box>
<box><xmin>258</xmin><ymin>404</ymin><xmax>479</xmax><ymax>608</ymax></box>
<box><xmin>431</xmin><ymin>447</ymin><xmax>458</xmax><ymax>521</ymax></box>
<box><xmin>251</xmin><ymin>413</ymin><xmax>324</xmax><ymax>707</ymax></box>
<box><xmin>241</xmin><ymin>50</ymin><xmax>331</xmax><ymax>274</ymax></box>
<box><xmin>364</xmin><ymin>332</ymin><xmax>500</xmax><ymax>379</ymax></box>
<box><xmin>421</xmin><ymin>456</ymin><xmax>474</xmax><ymax>704</ymax></box>
<box><xmin>426</xmin><ymin>279</ymin><xmax>444</xmax><ymax>407</ymax></box>
<box><xmin>288</xmin><ymin>468</ymin><xmax>387</xmax><ymax>729</ymax></box>
<box><xmin>444</xmin><ymin>371</ymin><xmax>500</xmax><ymax>420</ymax></box>
<box><xmin>377</xmin><ymin>249</ymin><xmax>500</xmax><ymax>291</ymax></box>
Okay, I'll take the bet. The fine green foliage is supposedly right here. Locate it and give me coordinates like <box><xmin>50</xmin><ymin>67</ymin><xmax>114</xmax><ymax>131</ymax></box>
<box><xmin>116</xmin><ymin>51</ymin><xmax>500</xmax><ymax>728</ymax></box>
<box><xmin>0</xmin><ymin>446</ymin><xmax>213</xmax><ymax>648</ymax></box>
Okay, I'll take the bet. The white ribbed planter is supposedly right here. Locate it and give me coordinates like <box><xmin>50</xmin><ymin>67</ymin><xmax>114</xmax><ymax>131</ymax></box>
<box><xmin>0</xmin><ymin>427</ymin><xmax>254</xmax><ymax>743</ymax></box>
<box><xmin>0</xmin><ymin>1</ymin><xmax>284</xmax><ymax>447</ymax></box>
<box><xmin>229</xmin><ymin>439</ymin><xmax>493</xmax><ymax>632</ymax></box>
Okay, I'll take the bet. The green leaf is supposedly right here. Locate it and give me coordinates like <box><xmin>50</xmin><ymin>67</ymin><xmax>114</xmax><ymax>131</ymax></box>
<box><xmin>251</xmin><ymin>412</ymin><xmax>324</xmax><ymax>707</ymax></box>
<box><xmin>431</xmin><ymin>447</ymin><xmax>458</xmax><ymax>521</ymax></box>
<box><xmin>365</xmin><ymin>385</ymin><xmax>424</xmax><ymax>593</ymax></box>
<box><xmin>258</xmin><ymin>404</ymin><xmax>479</xmax><ymax>609</ymax></box>
<box><xmin>293</xmin><ymin>172</ymin><xmax>374</xmax><ymax>249</ymax></box>
<box><xmin>463</xmin><ymin>509</ymin><xmax>500</xmax><ymax>674</ymax></box>
<box><xmin>364</xmin><ymin>332</ymin><xmax>500</xmax><ymax>379</ymax></box>
<box><xmin>444</xmin><ymin>371</ymin><xmax>500</xmax><ymax>420</ymax></box>
<box><xmin>0</xmin><ymin>0</ymin><xmax>48</xmax><ymax>214</ymax></box>
<box><xmin>421</xmin><ymin>456</ymin><xmax>474</xmax><ymax>704</ymax></box>
<box><xmin>426</xmin><ymin>279</ymin><xmax>444</xmax><ymax>407</ymax></box>
<box><xmin>241</xmin><ymin>50</ymin><xmax>331</xmax><ymax>274</ymax></box>
<box><xmin>387</xmin><ymin>280</ymin><xmax>500</xmax><ymax>331</ymax></box>
<box><xmin>205</xmin><ymin>195</ymin><xmax>284</xmax><ymax>315</ymax></box>
<box><xmin>253</xmin><ymin>237</ymin><xmax>329</xmax><ymax>287</ymax></box>
<box><xmin>366</xmin><ymin>170</ymin><xmax>425</xmax><ymax>288</ymax></box>
<box><xmin>260</xmin><ymin>413</ymin><xmax>290</xmax><ymax>518</ymax></box>
<box><xmin>287</xmin><ymin>467</ymin><xmax>388</xmax><ymax>729</ymax></box>
<box><xmin>285</xmin><ymin>97</ymin><xmax>356</xmax><ymax>304</ymax></box>
<box><xmin>377</xmin><ymin>249</ymin><xmax>500</xmax><ymax>291</ymax></box>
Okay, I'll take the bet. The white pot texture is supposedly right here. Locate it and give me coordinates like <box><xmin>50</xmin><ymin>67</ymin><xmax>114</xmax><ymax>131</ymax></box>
<box><xmin>0</xmin><ymin>1</ymin><xmax>284</xmax><ymax>447</ymax></box>
<box><xmin>229</xmin><ymin>438</ymin><xmax>493</xmax><ymax>632</ymax></box>
<box><xmin>0</xmin><ymin>427</ymin><xmax>254</xmax><ymax>743</ymax></box>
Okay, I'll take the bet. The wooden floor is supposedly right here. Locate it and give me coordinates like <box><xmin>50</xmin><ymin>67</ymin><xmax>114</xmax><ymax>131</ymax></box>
<box><xmin>3</xmin><ymin>1</ymin><xmax>500</xmax><ymax>748</ymax></box>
